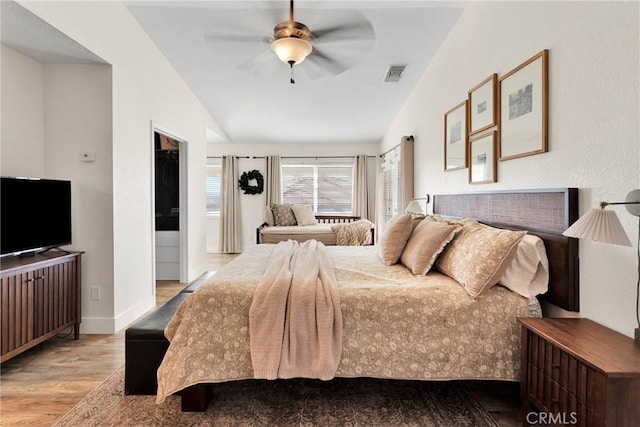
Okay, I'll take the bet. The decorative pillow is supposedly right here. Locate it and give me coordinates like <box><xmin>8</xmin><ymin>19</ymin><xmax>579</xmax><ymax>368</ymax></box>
<box><xmin>499</xmin><ymin>234</ymin><xmax>549</xmax><ymax>298</ymax></box>
<box><xmin>400</xmin><ymin>217</ymin><xmax>462</xmax><ymax>275</ymax></box>
<box><xmin>264</xmin><ymin>205</ymin><xmax>275</xmax><ymax>226</ymax></box>
<box><xmin>291</xmin><ymin>205</ymin><xmax>317</xmax><ymax>226</ymax></box>
<box><xmin>376</xmin><ymin>213</ymin><xmax>414</xmax><ymax>266</ymax></box>
<box><xmin>270</xmin><ymin>203</ymin><xmax>297</xmax><ymax>226</ymax></box>
<box><xmin>435</xmin><ymin>218</ymin><xmax>526</xmax><ymax>298</ymax></box>
<box><xmin>411</xmin><ymin>214</ymin><xmax>425</xmax><ymax>231</ymax></box>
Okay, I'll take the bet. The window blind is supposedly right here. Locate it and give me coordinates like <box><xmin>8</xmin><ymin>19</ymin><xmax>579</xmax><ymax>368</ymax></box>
<box><xmin>381</xmin><ymin>146</ymin><xmax>401</xmax><ymax>224</ymax></box>
<box><xmin>206</xmin><ymin>157</ymin><xmax>222</xmax><ymax>214</ymax></box>
<box><xmin>281</xmin><ymin>157</ymin><xmax>354</xmax><ymax>214</ymax></box>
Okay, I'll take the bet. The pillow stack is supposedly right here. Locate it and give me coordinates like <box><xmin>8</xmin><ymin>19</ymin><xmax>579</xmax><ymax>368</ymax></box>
<box><xmin>265</xmin><ymin>204</ymin><xmax>318</xmax><ymax>226</ymax></box>
<box><xmin>377</xmin><ymin>214</ymin><xmax>536</xmax><ymax>299</ymax></box>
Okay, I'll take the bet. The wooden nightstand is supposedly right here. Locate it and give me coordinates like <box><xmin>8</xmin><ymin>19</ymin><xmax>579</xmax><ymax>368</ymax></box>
<box><xmin>519</xmin><ymin>318</ymin><xmax>640</xmax><ymax>426</ymax></box>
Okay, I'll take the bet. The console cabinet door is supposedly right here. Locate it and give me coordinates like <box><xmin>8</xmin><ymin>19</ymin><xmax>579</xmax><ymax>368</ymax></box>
<box><xmin>1</xmin><ymin>272</ymin><xmax>35</xmax><ymax>356</ymax></box>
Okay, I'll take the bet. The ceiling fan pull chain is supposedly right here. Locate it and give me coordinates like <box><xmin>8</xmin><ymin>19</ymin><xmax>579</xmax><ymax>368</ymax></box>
<box><xmin>289</xmin><ymin>61</ymin><xmax>295</xmax><ymax>84</ymax></box>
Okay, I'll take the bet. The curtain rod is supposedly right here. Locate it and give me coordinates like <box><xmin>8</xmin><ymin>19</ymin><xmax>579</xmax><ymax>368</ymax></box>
<box><xmin>206</xmin><ymin>156</ymin><xmax>265</xmax><ymax>159</ymax></box>
<box><xmin>206</xmin><ymin>155</ymin><xmax>376</xmax><ymax>159</ymax></box>
<box><xmin>380</xmin><ymin>135</ymin><xmax>413</xmax><ymax>158</ymax></box>
<box><xmin>380</xmin><ymin>143</ymin><xmax>400</xmax><ymax>158</ymax></box>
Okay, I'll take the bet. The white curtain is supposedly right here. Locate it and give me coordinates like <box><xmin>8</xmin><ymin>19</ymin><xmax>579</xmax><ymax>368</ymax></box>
<box><xmin>265</xmin><ymin>155</ymin><xmax>282</xmax><ymax>205</ymax></box>
<box><xmin>353</xmin><ymin>155</ymin><xmax>374</xmax><ymax>220</ymax></box>
<box><xmin>219</xmin><ymin>155</ymin><xmax>242</xmax><ymax>253</ymax></box>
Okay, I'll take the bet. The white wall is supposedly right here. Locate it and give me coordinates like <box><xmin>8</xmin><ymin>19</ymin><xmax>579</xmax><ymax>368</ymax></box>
<box><xmin>382</xmin><ymin>1</ymin><xmax>640</xmax><ymax>338</ymax></box>
<box><xmin>1</xmin><ymin>46</ymin><xmax>45</xmax><ymax>177</ymax></box>
<box><xmin>206</xmin><ymin>142</ymin><xmax>379</xmax><ymax>253</ymax></box>
<box><xmin>43</xmin><ymin>64</ymin><xmax>115</xmax><ymax>324</ymax></box>
<box><xmin>12</xmin><ymin>1</ymin><xmax>222</xmax><ymax>332</ymax></box>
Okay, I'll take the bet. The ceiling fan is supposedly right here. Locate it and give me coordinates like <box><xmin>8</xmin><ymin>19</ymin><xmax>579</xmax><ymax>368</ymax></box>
<box><xmin>204</xmin><ymin>0</ymin><xmax>375</xmax><ymax>84</ymax></box>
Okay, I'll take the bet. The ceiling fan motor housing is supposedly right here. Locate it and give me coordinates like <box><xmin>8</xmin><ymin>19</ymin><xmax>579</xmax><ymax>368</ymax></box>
<box><xmin>273</xmin><ymin>21</ymin><xmax>312</xmax><ymax>41</ymax></box>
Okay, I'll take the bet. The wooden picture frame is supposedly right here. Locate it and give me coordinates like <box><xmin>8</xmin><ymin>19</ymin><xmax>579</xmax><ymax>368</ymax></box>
<box><xmin>469</xmin><ymin>131</ymin><xmax>497</xmax><ymax>184</ymax></box>
<box><xmin>444</xmin><ymin>100</ymin><xmax>468</xmax><ymax>171</ymax></box>
<box><xmin>468</xmin><ymin>73</ymin><xmax>498</xmax><ymax>135</ymax></box>
<box><xmin>499</xmin><ymin>49</ymin><xmax>549</xmax><ymax>160</ymax></box>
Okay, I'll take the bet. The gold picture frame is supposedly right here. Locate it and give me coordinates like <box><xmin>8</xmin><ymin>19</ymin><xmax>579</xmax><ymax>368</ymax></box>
<box><xmin>469</xmin><ymin>131</ymin><xmax>497</xmax><ymax>184</ymax></box>
<box><xmin>468</xmin><ymin>73</ymin><xmax>498</xmax><ymax>136</ymax></box>
<box><xmin>499</xmin><ymin>49</ymin><xmax>549</xmax><ymax>160</ymax></box>
<box><xmin>444</xmin><ymin>100</ymin><xmax>468</xmax><ymax>171</ymax></box>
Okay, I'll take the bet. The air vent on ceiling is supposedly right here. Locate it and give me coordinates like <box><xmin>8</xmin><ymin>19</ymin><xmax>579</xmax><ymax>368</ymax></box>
<box><xmin>384</xmin><ymin>65</ymin><xmax>406</xmax><ymax>82</ymax></box>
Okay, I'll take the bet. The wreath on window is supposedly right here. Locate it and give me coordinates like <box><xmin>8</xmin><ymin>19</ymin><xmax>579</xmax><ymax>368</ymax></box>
<box><xmin>238</xmin><ymin>170</ymin><xmax>264</xmax><ymax>195</ymax></box>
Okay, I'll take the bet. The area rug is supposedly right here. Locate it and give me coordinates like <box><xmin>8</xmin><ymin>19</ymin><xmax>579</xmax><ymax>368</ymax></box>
<box><xmin>55</xmin><ymin>366</ymin><xmax>499</xmax><ymax>426</ymax></box>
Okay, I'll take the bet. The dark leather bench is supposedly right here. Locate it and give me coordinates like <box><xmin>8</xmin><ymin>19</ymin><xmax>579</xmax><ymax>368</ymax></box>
<box><xmin>124</xmin><ymin>272</ymin><xmax>214</xmax><ymax>395</ymax></box>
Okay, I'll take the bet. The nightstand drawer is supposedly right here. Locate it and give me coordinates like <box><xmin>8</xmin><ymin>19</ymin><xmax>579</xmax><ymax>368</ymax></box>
<box><xmin>527</xmin><ymin>332</ymin><xmax>597</xmax><ymax>403</ymax></box>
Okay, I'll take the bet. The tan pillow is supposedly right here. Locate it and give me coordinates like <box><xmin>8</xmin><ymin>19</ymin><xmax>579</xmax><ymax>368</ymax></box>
<box><xmin>270</xmin><ymin>203</ymin><xmax>297</xmax><ymax>226</ymax></box>
<box><xmin>376</xmin><ymin>213</ymin><xmax>414</xmax><ymax>265</ymax></box>
<box><xmin>400</xmin><ymin>218</ymin><xmax>461</xmax><ymax>275</ymax></box>
<box><xmin>436</xmin><ymin>218</ymin><xmax>526</xmax><ymax>298</ymax></box>
<box><xmin>264</xmin><ymin>205</ymin><xmax>275</xmax><ymax>226</ymax></box>
<box><xmin>499</xmin><ymin>234</ymin><xmax>549</xmax><ymax>298</ymax></box>
<box><xmin>291</xmin><ymin>205</ymin><xmax>317</xmax><ymax>226</ymax></box>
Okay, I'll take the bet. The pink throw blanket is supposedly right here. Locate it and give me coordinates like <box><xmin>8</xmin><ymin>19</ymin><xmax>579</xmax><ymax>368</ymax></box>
<box><xmin>249</xmin><ymin>240</ymin><xmax>342</xmax><ymax>380</ymax></box>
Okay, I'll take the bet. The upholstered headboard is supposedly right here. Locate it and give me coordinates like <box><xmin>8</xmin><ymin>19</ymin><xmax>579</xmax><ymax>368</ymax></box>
<box><xmin>433</xmin><ymin>188</ymin><xmax>579</xmax><ymax>311</ymax></box>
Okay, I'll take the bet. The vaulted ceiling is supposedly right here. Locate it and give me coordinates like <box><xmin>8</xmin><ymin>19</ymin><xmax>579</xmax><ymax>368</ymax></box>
<box><xmin>124</xmin><ymin>1</ymin><xmax>467</xmax><ymax>144</ymax></box>
<box><xmin>2</xmin><ymin>1</ymin><xmax>467</xmax><ymax>145</ymax></box>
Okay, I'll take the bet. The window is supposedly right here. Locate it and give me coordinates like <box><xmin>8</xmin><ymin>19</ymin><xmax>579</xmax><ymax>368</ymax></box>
<box><xmin>381</xmin><ymin>147</ymin><xmax>401</xmax><ymax>225</ymax></box>
<box><xmin>206</xmin><ymin>158</ymin><xmax>222</xmax><ymax>215</ymax></box>
<box><xmin>281</xmin><ymin>158</ymin><xmax>354</xmax><ymax>214</ymax></box>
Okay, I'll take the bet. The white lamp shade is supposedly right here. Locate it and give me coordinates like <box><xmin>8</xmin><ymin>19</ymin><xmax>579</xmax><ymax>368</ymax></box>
<box><xmin>562</xmin><ymin>208</ymin><xmax>632</xmax><ymax>246</ymax></box>
<box><xmin>405</xmin><ymin>200</ymin><xmax>424</xmax><ymax>215</ymax></box>
<box><xmin>271</xmin><ymin>37</ymin><xmax>312</xmax><ymax>65</ymax></box>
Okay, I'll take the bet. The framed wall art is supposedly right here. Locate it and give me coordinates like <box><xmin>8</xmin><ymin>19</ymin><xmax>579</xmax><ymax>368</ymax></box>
<box><xmin>468</xmin><ymin>73</ymin><xmax>497</xmax><ymax>135</ymax></box>
<box><xmin>444</xmin><ymin>100</ymin><xmax>468</xmax><ymax>171</ymax></box>
<box><xmin>469</xmin><ymin>131</ymin><xmax>497</xmax><ymax>184</ymax></box>
<box><xmin>499</xmin><ymin>49</ymin><xmax>548</xmax><ymax>160</ymax></box>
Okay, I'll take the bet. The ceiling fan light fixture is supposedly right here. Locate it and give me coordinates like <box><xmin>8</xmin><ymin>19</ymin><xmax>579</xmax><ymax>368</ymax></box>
<box><xmin>271</xmin><ymin>37</ymin><xmax>312</xmax><ymax>65</ymax></box>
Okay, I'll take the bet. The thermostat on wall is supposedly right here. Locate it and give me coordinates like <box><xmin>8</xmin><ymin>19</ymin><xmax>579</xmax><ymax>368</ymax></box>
<box><xmin>80</xmin><ymin>151</ymin><xmax>95</xmax><ymax>162</ymax></box>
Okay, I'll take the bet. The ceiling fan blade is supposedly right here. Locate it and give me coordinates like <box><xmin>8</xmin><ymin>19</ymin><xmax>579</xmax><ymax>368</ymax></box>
<box><xmin>304</xmin><ymin>47</ymin><xmax>349</xmax><ymax>78</ymax></box>
<box><xmin>204</xmin><ymin>33</ymin><xmax>271</xmax><ymax>45</ymax></box>
<box><xmin>313</xmin><ymin>23</ymin><xmax>374</xmax><ymax>43</ymax></box>
<box><xmin>236</xmin><ymin>49</ymin><xmax>282</xmax><ymax>78</ymax></box>
<box><xmin>310</xmin><ymin>10</ymin><xmax>375</xmax><ymax>46</ymax></box>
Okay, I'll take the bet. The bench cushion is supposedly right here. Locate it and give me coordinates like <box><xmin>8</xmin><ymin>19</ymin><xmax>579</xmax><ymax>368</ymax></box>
<box><xmin>125</xmin><ymin>293</ymin><xmax>190</xmax><ymax>340</ymax></box>
<box><xmin>125</xmin><ymin>292</ymin><xmax>190</xmax><ymax>395</ymax></box>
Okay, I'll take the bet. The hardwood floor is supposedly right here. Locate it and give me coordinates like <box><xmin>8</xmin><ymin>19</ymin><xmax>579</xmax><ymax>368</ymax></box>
<box><xmin>0</xmin><ymin>253</ymin><xmax>237</xmax><ymax>427</ymax></box>
<box><xmin>0</xmin><ymin>252</ymin><xmax>520</xmax><ymax>426</ymax></box>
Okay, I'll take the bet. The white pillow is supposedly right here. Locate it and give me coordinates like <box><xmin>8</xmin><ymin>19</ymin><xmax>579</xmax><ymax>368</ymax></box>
<box><xmin>264</xmin><ymin>205</ymin><xmax>275</xmax><ymax>226</ymax></box>
<box><xmin>291</xmin><ymin>205</ymin><xmax>317</xmax><ymax>226</ymax></box>
<box><xmin>499</xmin><ymin>234</ymin><xmax>549</xmax><ymax>298</ymax></box>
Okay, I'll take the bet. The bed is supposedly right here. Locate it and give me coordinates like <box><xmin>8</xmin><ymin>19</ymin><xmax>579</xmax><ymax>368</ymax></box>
<box><xmin>156</xmin><ymin>188</ymin><xmax>579</xmax><ymax>411</ymax></box>
<box><xmin>257</xmin><ymin>214</ymin><xmax>375</xmax><ymax>245</ymax></box>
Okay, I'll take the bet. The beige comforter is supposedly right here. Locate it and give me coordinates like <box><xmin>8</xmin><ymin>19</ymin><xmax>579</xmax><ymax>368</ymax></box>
<box><xmin>249</xmin><ymin>240</ymin><xmax>342</xmax><ymax>380</ymax></box>
<box><xmin>156</xmin><ymin>245</ymin><xmax>540</xmax><ymax>403</ymax></box>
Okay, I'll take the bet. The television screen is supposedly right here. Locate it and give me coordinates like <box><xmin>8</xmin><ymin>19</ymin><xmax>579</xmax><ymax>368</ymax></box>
<box><xmin>1</xmin><ymin>177</ymin><xmax>72</xmax><ymax>256</ymax></box>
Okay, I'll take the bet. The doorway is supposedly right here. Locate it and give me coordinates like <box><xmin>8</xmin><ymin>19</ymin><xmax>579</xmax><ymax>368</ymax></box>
<box><xmin>151</xmin><ymin>124</ymin><xmax>188</xmax><ymax>296</ymax></box>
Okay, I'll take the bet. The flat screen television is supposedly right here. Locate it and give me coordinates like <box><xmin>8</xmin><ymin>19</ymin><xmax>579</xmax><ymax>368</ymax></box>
<box><xmin>1</xmin><ymin>177</ymin><xmax>72</xmax><ymax>257</ymax></box>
